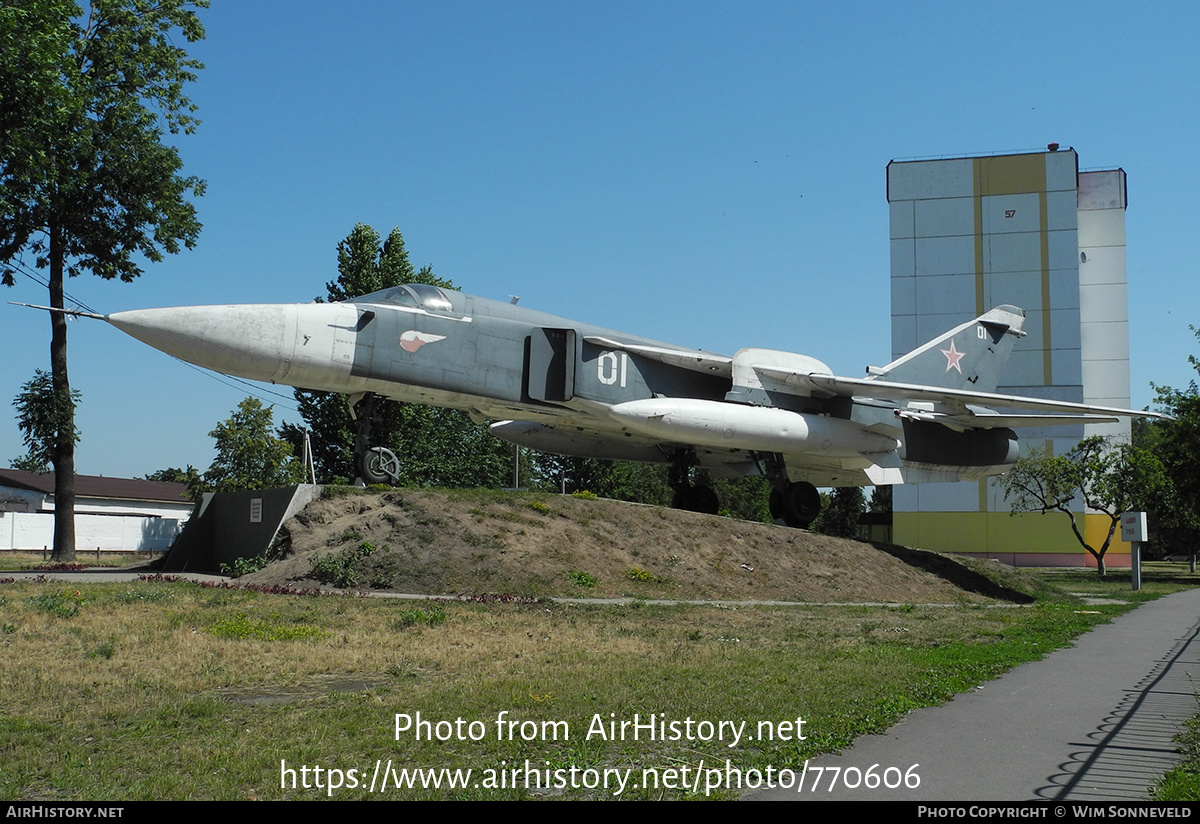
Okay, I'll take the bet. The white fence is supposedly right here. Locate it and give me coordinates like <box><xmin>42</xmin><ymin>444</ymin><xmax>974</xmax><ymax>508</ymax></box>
<box><xmin>0</xmin><ymin>511</ymin><xmax>183</xmax><ymax>553</ymax></box>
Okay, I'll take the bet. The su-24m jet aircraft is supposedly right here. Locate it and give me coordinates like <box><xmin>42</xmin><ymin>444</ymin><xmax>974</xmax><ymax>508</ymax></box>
<box><xmin>23</xmin><ymin>284</ymin><xmax>1164</xmax><ymax>527</ymax></box>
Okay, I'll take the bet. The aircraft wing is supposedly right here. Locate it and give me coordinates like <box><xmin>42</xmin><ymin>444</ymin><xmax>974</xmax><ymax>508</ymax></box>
<box><xmin>583</xmin><ymin>336</ymin><xmax>732</xmax><ymax>378</ymax></box>
<box><xmin>760</xmin><ymin>369</ymin><xmax>1169</xmax><ymax>427</ymax></box>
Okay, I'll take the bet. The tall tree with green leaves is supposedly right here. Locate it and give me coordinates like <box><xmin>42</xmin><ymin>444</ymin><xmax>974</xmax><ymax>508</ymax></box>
<box><xmin>322</xmin><ymin>224</ymin><xmax>449</xmax><ymax>303</ymax></box>
<box><xmin>11</xmin><ymin>369</ymin><xmax>80</xmax><ymax>473</ymax></box>
<box><xmin>199</xmin><ymin>398</ymin><xmax>305</xmax><ymax>493</ymax></box>
<box><xmin>1147</xmin><ymin>326</ymin><xmax>1200</xmax><ymax>558</ymax></box>
<box><xmin>290</xmin><ymin>224</ymin><xmax>512</xmax><ymax>487</ymax></box>
<box><xmin>290</xmin><ymin>224</ymin><xmax>438</xmax><ymax>482</ymax></box>
<box><xmin>812</xmin><ymin>487</ymin><xmax>866</xmax><ymax>539</ymax></box>
<box><xmin>0</xmin><ymin>0</ymin><xmax>207</xmax><ymax>559</ymax></box>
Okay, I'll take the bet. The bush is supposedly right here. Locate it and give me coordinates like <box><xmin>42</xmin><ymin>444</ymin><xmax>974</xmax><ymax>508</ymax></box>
<box><xmin>219</xmin><ymin>555</ymin><xmax>271</xmax><ymax>578</ymax></box>
<box><xmin>626</xmin><ymin>566</ymin><xmax>663</xmax><ymax>584</ymax></box>
<box><xmin>567</xmin><ymin>571</ymin><xmax>597</xmax><ymax>588</ymax></box>
<box><xmin>309</xmin><ymin>542</ymin><xmax>376</xmax><ymax>588</ymax></box>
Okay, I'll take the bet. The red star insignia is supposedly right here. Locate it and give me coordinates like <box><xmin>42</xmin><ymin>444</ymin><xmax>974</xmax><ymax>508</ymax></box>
<box><xmin>941</xmin><ymin>339</ymin><xmax>965</xmax><ymax>374</ymax></box>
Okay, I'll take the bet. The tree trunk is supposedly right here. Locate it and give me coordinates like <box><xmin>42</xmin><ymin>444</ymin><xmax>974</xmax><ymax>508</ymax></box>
<box><xmin>49</xmin><ymin>221</ymin><xmax>75</xmax><ymax>562</ymax></box>
<box><xmin>1096</xmin><ymin>554</ymin><xmax>1106</xmax><ymax>576</ymax></box>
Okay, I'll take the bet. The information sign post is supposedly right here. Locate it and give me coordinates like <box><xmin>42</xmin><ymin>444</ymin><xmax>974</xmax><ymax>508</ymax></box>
<box><xmin>1121</xmin><ymin>512</ymin><xmax>1148</xmax><ymax>591</ymax></box>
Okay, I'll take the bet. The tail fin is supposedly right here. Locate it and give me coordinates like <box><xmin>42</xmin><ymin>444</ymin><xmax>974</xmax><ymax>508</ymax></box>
<box><xmin>869</xmin><ymin>305</ymin><xmax>1026</xmax><ymax>393</ymax></box>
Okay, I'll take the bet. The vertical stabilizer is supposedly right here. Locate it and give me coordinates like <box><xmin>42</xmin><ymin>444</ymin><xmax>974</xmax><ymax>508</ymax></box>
<box><xmin>869</xmin><ymin>305</ymin><xmax>1026</xmax><ymax>392</ymax></box>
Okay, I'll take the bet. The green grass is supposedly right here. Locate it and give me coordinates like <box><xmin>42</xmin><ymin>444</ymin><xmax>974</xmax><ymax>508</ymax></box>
<box><xmin>0</xmin><ymin>552</ymin><xmax>157</xmax><ymax>570</ymax></box>
<box><xmin>206</xmin><ymin>613</ymin><xmax>328</xmax><ymax>641</ymax></box>
<box><xmin>1155</xmin><ymin>713</ymin><xmax>1200</xmax><ymax>800</ymax></box>
<box><xmin>0</xmin><ymin>569</ymin><xmax>1195</xmax><ymax>800</ymax></box>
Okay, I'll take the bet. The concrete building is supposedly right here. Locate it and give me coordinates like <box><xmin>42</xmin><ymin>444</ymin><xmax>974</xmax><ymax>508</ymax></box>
<box><xmin>887</xmin><ymin>146</ymin><xmax>1132</xmax><ymax>567</ymax></box>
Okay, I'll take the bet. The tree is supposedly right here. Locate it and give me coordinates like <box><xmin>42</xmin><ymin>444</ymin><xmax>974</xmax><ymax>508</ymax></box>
<box><xmin>609</xmin><ymin>462</ymin><xmax>673</xmax><ymax>508</ymax></box>
<box><xmin>199</xmin><ymin>398</ymin><xmax>305</xmax><ymax>493</ymax></box>
<box><xmin>294</xmin><ymin>224</ymin><xmax>434</xmax><ymax>482</ymax></box>
<box><xmin>531</xmin><ymin>454</ymin><xmax>616</xmax><ymax>495</ymax></box>
<box><xmin>323</xmin><ymin>223</ymin><xmax>449</xmax><ymax>303</ymax></box>
<box><xmin>11</xmin><ymin>368</ymin><xmax>80</xmax><ymax>474</ymax></box>
<box><xmin>1002</xmin><ymin>436</ymin><xmax>1169</xmax><ymax>576</ymax></box>
<box><xmin>143</xmin><ymin>465</ymin><xmax>202</xmax><ymax>500</ymax></box>
<box><xmin>812</xmin><ymin>487</ymin><xmax>866</xmax><ymax>539</ymax></box>
<box><xmin>1147</xmin><ymin>326</ymin><xmax>1200</xmax><ymax>559</ymax></box>
<box><xmin>293</xmin><ymin>224</ymin><xmax>512</xmax><ymax>488</ymax></box>
<box><xmin>0</xmin><ymin>0</ymin><xmax>207</xmax><ymax>559</ymax></box>
<box><xmin>390</xmin><ymin>405</ymin><xmax>510</xmax><ymax>488</ymax></box>
<box><xmin>868</xmin><ymin>484</ymin><xmax>893</xmax><ymax>514</ymax></box>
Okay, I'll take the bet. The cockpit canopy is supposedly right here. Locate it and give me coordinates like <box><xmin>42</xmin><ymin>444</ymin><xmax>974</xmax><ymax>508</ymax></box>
<box><xmin>350</xmin><ymin>283</ymin><xmax>455</xmax><ymax>314</ymax></box>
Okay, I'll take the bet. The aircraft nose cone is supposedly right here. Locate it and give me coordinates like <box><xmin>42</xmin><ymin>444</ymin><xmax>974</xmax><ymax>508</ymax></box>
<box><xmin>106</xmin><ymin>305</ymin><xmax>297</xmax><ymax>382</ymax></box>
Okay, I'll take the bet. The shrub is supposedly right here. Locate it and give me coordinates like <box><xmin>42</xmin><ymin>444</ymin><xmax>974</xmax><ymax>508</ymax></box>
<box><xmin>567</xmin><ymin>571</ymin><xmax>596</xmax><ymax>589</ymax></box>
<box><xmin>219</xmin><ymin>555</ymin><xmax>271</xmax><ymax>578</ymax></box>
<box><xmin>626</xmin><ymin>566</ymin><xmax>663</xmax><ymax>583</ymax></box>
<box><xmin>309</xmin><ymin>542</ymin><xmax>376</xmax><ymax>588</ymax></box>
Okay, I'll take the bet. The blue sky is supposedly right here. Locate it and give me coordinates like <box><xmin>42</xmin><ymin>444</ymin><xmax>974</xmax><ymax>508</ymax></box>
<box><xmin>4</xmin><ymin>1</ymin><xmax>1198</xmax><ymax>478</ymax></box>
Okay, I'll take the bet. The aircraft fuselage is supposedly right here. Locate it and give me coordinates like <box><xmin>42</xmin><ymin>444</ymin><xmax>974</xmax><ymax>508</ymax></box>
<box><xmin>93</xmin><ymin>283</ymin><xmax>1157</xmax><ymax>526</ymax></box>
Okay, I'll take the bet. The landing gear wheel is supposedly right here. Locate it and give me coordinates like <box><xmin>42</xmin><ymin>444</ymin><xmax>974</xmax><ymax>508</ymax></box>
<box><xmin>780</xmin><ymin>481</ymin><xmax>820</xmax><ymax>528</ymax></box>
<box><xmin>359</xmin><ymin>446</ymin><xmax>400</xmax><ymax>485</ymax></box>
<box><xmin>683</xmin><ymin>485</ymin><xmax>720</xmax><ymax>515</ymax></box>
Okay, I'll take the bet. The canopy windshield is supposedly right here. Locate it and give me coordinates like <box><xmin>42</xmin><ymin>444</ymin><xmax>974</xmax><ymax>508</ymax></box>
<box><xmin>351</xmin><ymin>284</ymin><xmax>454</xmax><ymax>313</ymax></box>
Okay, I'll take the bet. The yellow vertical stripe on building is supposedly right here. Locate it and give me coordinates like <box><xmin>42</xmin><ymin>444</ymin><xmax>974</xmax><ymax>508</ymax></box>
<box><xmin>973</xmin><ymin>158</ymin><xmax>985</xmax><ymax>314</ymax></box>
<box><xmin>977</xmin><ymin>153</ymin><xmax>1046</xmax><ymax>195</ymax></box>
<box><xmin>1039</xmin><ymin>190</ymin><xmax>1052</xmax><ymax>385</ymax></box>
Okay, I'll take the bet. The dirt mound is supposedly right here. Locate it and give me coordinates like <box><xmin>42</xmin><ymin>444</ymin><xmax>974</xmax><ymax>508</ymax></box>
<box><xmin>240</xmin><ymin>488</ymin><xmax>1026</xmax><ymax>603</ymax></box>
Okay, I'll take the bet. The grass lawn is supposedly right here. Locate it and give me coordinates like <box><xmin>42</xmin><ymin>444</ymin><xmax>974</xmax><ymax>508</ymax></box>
<box><xmin>0</xmin><ymin>551</ymin><xmax>158</xmax><ymax>570</ymax></box>
<box><xmin>0</xmin><ymin>566</ymin><xmax>1196</xmax><ymax>800</ymax></box>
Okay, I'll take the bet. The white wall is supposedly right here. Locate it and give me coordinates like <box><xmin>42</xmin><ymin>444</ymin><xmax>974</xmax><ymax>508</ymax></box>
<box><xmin>0</xmin><ymin>511</ymin><xmax>183</xmax><ymax>552</ymax></box>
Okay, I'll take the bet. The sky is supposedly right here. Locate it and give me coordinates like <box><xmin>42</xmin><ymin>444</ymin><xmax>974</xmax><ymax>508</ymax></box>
<box><xmin>3</xmin><ymin>1</ymin><xmax>1199</xmax><ymax>479</ymax></box>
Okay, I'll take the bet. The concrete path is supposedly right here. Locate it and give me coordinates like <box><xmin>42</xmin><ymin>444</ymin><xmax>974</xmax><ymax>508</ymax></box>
<box><xmin>750</xmin><ymin>587</ymin><xmax>1200</xmax><ymax>801</ymax></box>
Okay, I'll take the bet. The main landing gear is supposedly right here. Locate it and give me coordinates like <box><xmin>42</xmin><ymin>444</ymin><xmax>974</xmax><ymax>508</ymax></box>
<box><xmin>756</xmin><ymin>452</ymin><xmax>821</xmax><ymax>528</ymax></box>
<box><xmin>667</xmin><ymin>447</ymin><xmax>720</xmax><ymax>515</ymax></box>
<box><xmin>350</xmin><ymin>392</ymin><xmax>401</xmax><ymax>485</ymax></box>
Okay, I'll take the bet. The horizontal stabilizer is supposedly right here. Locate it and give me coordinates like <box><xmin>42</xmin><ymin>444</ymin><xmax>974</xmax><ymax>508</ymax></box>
<box><xmin>895</xmin><ymin>409</ymin><xmax>1122</xmax><ymax>430</ymax></box>
<box><xmin>805</xmin><ymin>373</ymin><xmax>1169</xmax><ymax>422</ymax></box>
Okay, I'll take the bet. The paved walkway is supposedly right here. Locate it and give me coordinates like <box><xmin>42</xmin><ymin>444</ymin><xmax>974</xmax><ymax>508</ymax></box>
<box><xmin>750</xmin><ymin>587</ymin><xmax>1200</xmax><ymax>801</ymax></box>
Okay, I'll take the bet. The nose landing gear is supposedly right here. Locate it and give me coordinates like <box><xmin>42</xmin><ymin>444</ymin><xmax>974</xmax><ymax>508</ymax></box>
<box><xmin>349</xmin><ymin>392</ymin><xmax>401</xmax><ymax>486</ymax></box>
<box><xmin>359</xmin><ymin>446</ymin><xmax>401</xmax><ymax>485</ymax></box>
